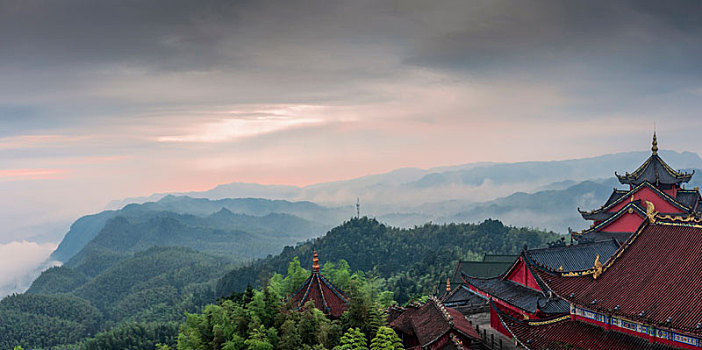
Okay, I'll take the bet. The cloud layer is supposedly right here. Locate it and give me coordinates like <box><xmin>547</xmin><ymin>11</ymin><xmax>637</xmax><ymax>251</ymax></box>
<box><xmin>0</xmin><ymin>241</ymin><xmax>59</xmax><ymax>297</ymax></box>
<box><xmin>0</xmin><ymin>0</ymin><xmax>701</xmax><ymax>247</ymax></box>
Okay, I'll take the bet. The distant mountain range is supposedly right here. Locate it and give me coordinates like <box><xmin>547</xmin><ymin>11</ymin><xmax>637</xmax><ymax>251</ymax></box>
<box><xmin>51</xmin><ymin>197</ymin><xmax>342</xmax><ymax>263</ymax></box>
<box><xmin>52</xmin><ymin>149</ymin><xmax>701</xmax><ymax>265</ymax></box>
<box><xmin>107</xmin><ymin>150</ymin><xmax>702</xmax><ymax>210</ymax></box>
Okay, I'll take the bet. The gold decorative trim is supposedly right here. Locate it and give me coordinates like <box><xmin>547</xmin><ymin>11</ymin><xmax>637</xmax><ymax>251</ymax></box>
<box><xmin>527</xmin><ymin>315</ymin><xmax>571</xmax><ymax>326</ymax></box>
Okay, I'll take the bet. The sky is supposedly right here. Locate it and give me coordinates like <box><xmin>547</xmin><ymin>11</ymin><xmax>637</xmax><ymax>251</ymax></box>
<box><xmin>1</xmin><ymin>0</ymin><xmax>702</xmax><ymax>285</ymax></box>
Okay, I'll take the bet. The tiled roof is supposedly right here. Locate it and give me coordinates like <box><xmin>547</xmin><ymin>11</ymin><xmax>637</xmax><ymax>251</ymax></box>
<box><xmin>616</xmin><ymin>154</ymin><xmax>693</xmax><ymax>186</ymax></box>
<box><xmin>389</xmin><ymin>297</ymin><xmax>480</xmax><ymax>348</ymax></box>
<box><xmin>493</xmin><ymin>303</ymin><xmax>676</xmax><ymax>350</ymax></box>
<box><xmin>537</xmin><ymin>219</ymin><xmax>702</xmax><ymax>333</ymax></box>
<box><xmin>579</xmin><ymin>182</ymin><xmax>690</xmax><ymax>219</ymax></box>
<box><xmin>482</xmin><ymin>254</ymin><xmax>520</xmax><ymax>263</ymax></box>
<box><xmin>290</xmin><ymin>272</ymin><xmax>349</xmax><ymax>318</ymax></box>
<box><xmin>573</xmin><ymin>201</ymin><xmax>647</xmax><ymax>237</ymax></box>
<box><xmin>573</xmin><ymin>230</ymin><xmax>632</xmax><ymax>243</ymax></box>
<box><xmin>451</xmin><ymin>261</ymin><xmax>515</xmax><ymax>281</ymax></box>
<box><xmin>676</xmin><ymin>190</ymin><xmax>701</xmax><ymax>211</ymax></box>
<box><xmin>461</xmin><ymin>273</ymin><xmax>569</xmax><ymax>315</ymax></box>
<box><xmin>604</xmin><ymin>189</ymin><xmax>629</xmax><ymax>207</ymax></box>
<box><xmin>525</xmin><ymin>239</ymin><xmax>620</xmax><ymax>272</ymax></box>
<box><xmin>441</xmin><ymin>284</ymin><xmax>488</xmax><ymax>307</ymax></box>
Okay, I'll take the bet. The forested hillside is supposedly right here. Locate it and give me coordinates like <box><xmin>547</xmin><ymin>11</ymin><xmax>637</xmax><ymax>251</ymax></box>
<box><xmin>3</xmin><ymin>247</ymin><xmax>234</xmax><ymax>350</ymax></box>
<box><xmin>58</xmin><ymin>208</ymin><xmax>329</xmax><ymax>269</ymax></box>
<box><xmin>2</xmin><ymin>217</ymin><xmax>557</xmax><ymax>349</ymax></box>
<box><xmin>217</xmin><ymin>217</ymin><xmax>559</xmax><ymax>303</ymax></box>
<box><xmin>51</xmin><ymin>196</ymin><xmax>341</xmax><ymax>263</ymax></box>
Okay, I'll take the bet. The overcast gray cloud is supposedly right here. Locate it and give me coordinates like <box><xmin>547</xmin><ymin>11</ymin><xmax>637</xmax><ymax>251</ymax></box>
<box><xmin>1</xmin><ymin>0</ymin><xmax>701</xmax><ymax>293</ymax></box>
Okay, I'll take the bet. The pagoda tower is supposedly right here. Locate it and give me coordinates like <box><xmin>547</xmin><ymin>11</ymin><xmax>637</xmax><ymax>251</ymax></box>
<box><xmin>573</xmin><ymin>133</ymin><xmax>700</xmax><ymax>242</ymax></box>
<box><xmin>289</xmin><ymin>248</ymin><xmax>349</xmax><ymax>318</ymax></box>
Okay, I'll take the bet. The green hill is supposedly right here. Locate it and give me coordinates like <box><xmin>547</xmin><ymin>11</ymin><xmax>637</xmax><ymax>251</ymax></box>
<box><xmin>50</xmin><ymin>196</ymin><xmax>340</xmax><ymax>263</ymax></box>
<box><xmin>62</xmin><ymin>208</ymin><xmax>329</xmax><ymax>268</ymax></box>
<box><xmin>216</xmin><ymin>217</ymin><xmax>559</xmax><ymax>303</ymax></box>
<box><xmin>6</xmin><ymin>246</ymin><xmax>234</xmax><ymax>349</ymax></box>
<box><xmin>7</xmin><ymin>217</ymin><xmax>556</xmax><ymax>349</ymax></box>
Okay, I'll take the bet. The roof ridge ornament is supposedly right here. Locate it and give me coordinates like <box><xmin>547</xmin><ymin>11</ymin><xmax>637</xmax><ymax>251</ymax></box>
<box><xmin>645</xmin><ymin>200</ymin><xmax>658</xmax><ymax>223</ymax></box>
<box><xmin>312</xmin><ymin>247</ymin><xmax>320</xmax><ymax>273</ymax></box>
<box><xmin>592</xmin><ymin>254</ymin><xmax>603</xmax><ymax>279</ymax></box>
<box><xmin>652</xmin><ymin>132</ymin><xmax>658</xmax><ymax>155</ymax></box>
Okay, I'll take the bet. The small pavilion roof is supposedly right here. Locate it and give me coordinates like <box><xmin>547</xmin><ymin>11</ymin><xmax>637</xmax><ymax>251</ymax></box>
<box><xmin>536</xmin><ymin>216</ymin><xmax>702</xmax><ymax>333</ymax></box>
<box><xmin>492</xmin><ymin>302</ymin><xmax>676</xmax><ymax>350</ymax></box>
<box><xmin>615</xmin><ymin>134</ymin><xmax>693</xmax><ymax>186</ymax></box>
<box><xmin>290</xmin><ymin>249</ymin><xmax>349</xmax><ymax>318</ymax></box>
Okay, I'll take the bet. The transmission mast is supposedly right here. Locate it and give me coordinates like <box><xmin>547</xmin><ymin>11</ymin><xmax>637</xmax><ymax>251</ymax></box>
<box><xmin>356</xmin><ymin>197</ymin><xmax>360</xmax><ymax>219</ymax></box>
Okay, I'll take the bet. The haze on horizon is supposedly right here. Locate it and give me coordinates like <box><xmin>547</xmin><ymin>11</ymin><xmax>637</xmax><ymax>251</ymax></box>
<box><xmin>1</xmin><ymin>0</ymin><xmax>701</xmax><ymax>293</ymax></box>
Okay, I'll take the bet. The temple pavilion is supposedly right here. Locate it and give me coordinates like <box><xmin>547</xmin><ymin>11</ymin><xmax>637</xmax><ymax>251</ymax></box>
<box><xmin>458</xmin><ymin>134</ymin><xmax>702</xmax><ymax>349</ymax></box>
<box><xmin>573</xmin><ymin>133</ymin><xmax>701</xmax><ymax>243</ymax></box>
<box><xmin>495</xmin><ymin>213</ymin><xmax>702</xmax><ymax>349</ymax></box>
<box><xmin>289</xmin><ymin>248</ymin><xmax>349</xmax><ymax>318</ymax></box>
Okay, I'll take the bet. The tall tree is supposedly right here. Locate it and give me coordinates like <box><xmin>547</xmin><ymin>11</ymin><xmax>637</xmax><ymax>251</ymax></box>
<box><xmin>369</xmin><ymin>327</ymin><xmax>402</xmax><ymax>350</ymax></box>
<box><xmin>333</xmin><ymin>328</ymin><xmax>367</xmax><ymax>350</ymax></box>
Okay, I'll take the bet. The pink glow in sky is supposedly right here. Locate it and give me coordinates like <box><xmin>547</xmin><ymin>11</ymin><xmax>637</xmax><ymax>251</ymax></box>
<box><xmin>0</xmin><ymin>0</ymin><xmax>701</xmax><ymax>245</ymax></box>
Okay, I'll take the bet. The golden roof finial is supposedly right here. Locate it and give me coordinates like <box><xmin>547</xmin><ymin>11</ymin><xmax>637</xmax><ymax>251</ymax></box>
<box><xmin>312</xmin><ymin>248</ymin><xmax>320</xmax><ymax>273</ymax></box>
<box><xmin>446</xmin><ymin>278</ymin><xmax>451</xmax><ymax>292</ymax></box>
<box><xmin>652</xmin><ymin>132</ymin><xmax>658</xmax><ymax>155</ymax></box>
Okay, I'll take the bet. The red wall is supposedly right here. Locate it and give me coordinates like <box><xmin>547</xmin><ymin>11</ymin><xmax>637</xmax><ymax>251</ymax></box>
<box><xmin>504</xmin><ymin>257</ymin><xmax>542</xmax><ymax>291</ymax></box>
<box><xmin>609</xmin><ymin>186</ymin><xmax>683</xmax><ymax>214</ymax></box>
<box><xmin>491</xmin><ymin>304</ymin><xmax>512</xmax><ymax>337</ymax></box>
<box><xmin>600</xmin><ymin>212</ymin><xmax>644</xmax><ymax>233</ymax></box>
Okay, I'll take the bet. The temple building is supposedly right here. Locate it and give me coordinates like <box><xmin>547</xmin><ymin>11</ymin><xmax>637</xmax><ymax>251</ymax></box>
<box><xmin>495</xmin><ymin>213</ymin><xmax>702</xmax><ymax>349</ymax></box>
<box><xmin>289</xmin><ymin>248</ymin><xmax>349</xmax><ymax>318</ymax></box>
<box><xmin>460</xmin><ymin>240</ymin><xmax>620</xmax><ymax>336</ymax></box>
<box><xmin>452</xmin><ymin>135</ymin><xmax>702</xmax><ymax>349</ymax></box>
<box><xmin>388</xmin><ymin>296</ymin><xmax>481</xmax><ymax>350</ymax></box>
<box><xmin>457</xmin><ymin>134</ymin><xmax>702</xmax><ymax>341</ymax></box>
<box><xmin>573</xmin><ymin>133</ymin><xmax>701</xmax><ymax>243</ymax></box>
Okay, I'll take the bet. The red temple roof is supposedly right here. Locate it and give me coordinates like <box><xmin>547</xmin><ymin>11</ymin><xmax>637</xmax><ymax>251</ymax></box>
<box><xmin>492</xmin><ymin>303</ymin><xmax>676</xmax><ymax>350</ymax></box>
<box><xmin>389</xmin><ymin>296</ymin><xmax>480</xmax><ymax>349</ymax></box>
<box><xmin>537</xmin><ymin>217</ymin><xmax>702</xmax><ymax>334</ymax></box>
<box><xmin>290</xmin><ymin>249</ymin><xmax>349</xmax><ymax>318</ymax></box>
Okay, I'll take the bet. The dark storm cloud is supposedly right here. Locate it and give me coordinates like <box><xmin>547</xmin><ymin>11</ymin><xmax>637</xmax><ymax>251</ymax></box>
<box><xmin>1</xmin><ymin>0</ymin><xmax>700</xmax><ymax>131</ymax></box>
<box><xmin>405</xmin><ymin>1</ymin><xmax>702</xmax><ymax>86</ymax></box>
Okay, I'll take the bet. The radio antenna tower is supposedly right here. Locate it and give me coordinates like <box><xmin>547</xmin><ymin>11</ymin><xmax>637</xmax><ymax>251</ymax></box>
<box><xmin>356</xmin><ymin>197</ymin><xmax>360</xmax><ymax>219</ymax></box>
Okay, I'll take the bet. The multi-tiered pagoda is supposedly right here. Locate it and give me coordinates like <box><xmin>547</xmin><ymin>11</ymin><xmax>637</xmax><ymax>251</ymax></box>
<box><xmin>458</xmin><ymin>135</ymin><xmax>702</xmax><ymax>348</ymax></box>
<box><xmin>573</xmin><ymin>133</ymin><xmax>700</xmax><ymax>243</ymax></box>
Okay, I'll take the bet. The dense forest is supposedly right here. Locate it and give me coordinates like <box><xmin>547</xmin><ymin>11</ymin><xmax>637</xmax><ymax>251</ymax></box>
<box><xmin>217</xmin><ymin>217</ymin><xmax>559</xmax><ymax>303</ymax></box>
<box><xmin>1</xmin><ymin>217</ymin><xmax>559</xmax><ymax>349</ymax></box>
<box><xmin>51</xmin><ymin>196</ymin><xmax>340</xmax><ymax>263</ymax></box>
<box><xmin>1</xmin><ymin>247</ymin><xmax>235</xmax><ymax>350</ymax></box>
